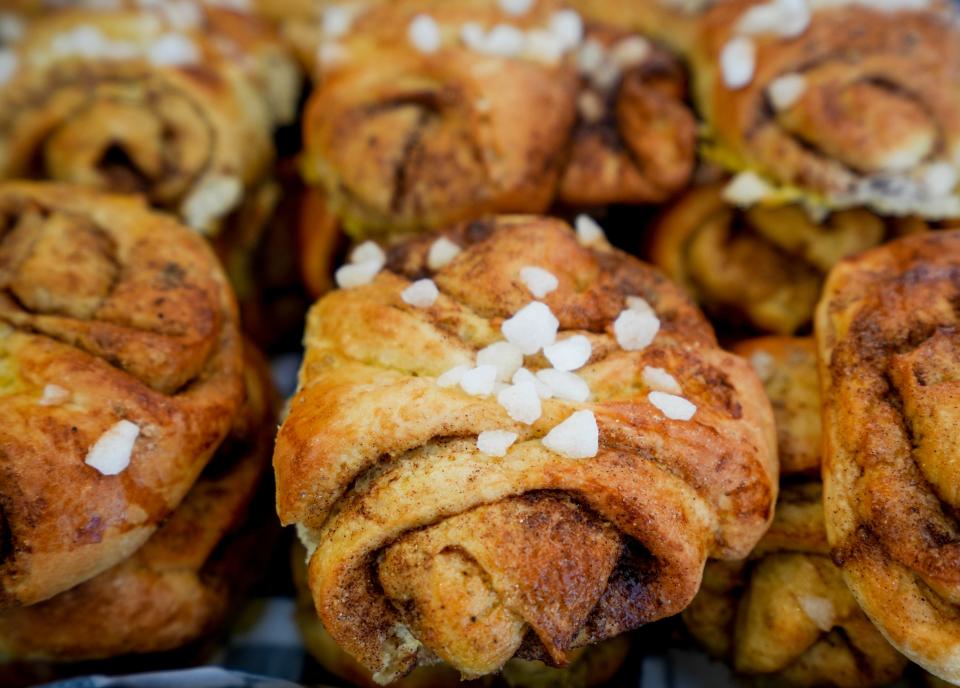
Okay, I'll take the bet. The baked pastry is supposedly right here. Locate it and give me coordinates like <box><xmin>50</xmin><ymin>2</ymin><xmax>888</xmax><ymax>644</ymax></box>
<box><xmin>298</xmin><ymin>0</ymin><xmax>694</xmax><ymax>240</ymax></box>
<box><xmin>816</xmin><ymin>230</ymin><xmax>960</xmax><ymax>683</ymax></box>
<box><xmin>572</xmin><ymin>0</ymin><xmax>960</xmax><ymax>220</ymax></box>
<box><xmin>292</xmin><ymin>542</ymin><xmax>630</xmax><ymax>688</ymax></box>
<box><xmin>0</xmin><ymin>181</ymin><xmax>244</xmax><ymax>608</ymax></box>
<box><xmin>0</xmin><ymin>2</ymin><xmax>303</xmax><ymax>343</ymax></box>
<box><xmin>648</xmin><ymin>182</ymin><xmax>932</xmax><ymax>334</ymax></box>
<box><xmin>734</xmin><ymin>337</ymin><xmax>820</xmax><ymax>476</ymax></box>
<box><xmin>558</xmin><ymin>22</ymin><xmax>694</xmax><ymax>209</ymax></box>
<box><xmin>0</xmin><ymin>343</ymin><xmax>276</xmax><ymax>662</ymax></box>
<box><xmin>0</xmin><ymin>1</ymin><xmax>299</xmax><ymax>235</ymax></box>
<box><xmin>684</xmin><ymin>336</ymin><xmax>907</xmax><ymax>686</ymax></box>
<box><xmin>274</xmin><ymin>215</ymin><xmax>777</xmax><ymax>682</ymax></box>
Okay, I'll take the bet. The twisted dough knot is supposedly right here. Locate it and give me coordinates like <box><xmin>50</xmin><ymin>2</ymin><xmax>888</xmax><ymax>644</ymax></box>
<box><xmin>693</xmin><ymin>0</ymin><xmax>960</xmax><ymax>216</ymax></box>
<box><xmin>0</xmin><ymin>182</ymin><xmax>243</xmax><ymax>607</ymax></box>
<box><xmin>275</xmin><ymin>216</ymin><xmax>776</xmax><ymax>681</ymax></box>
<box><xmin>687</xmin><ymin>483</ymin><xmax>908</xmax><ymax>688</ymax></box>
<box><xmin>556</xmin><ymin>23</ymin><xmax>695</xmax><ymax>208</ymax></box>
<box><xmin>817</xmin><ymin>230</ymin><xmax>960</xmax><ymax>682</ymax></box>
<box><xmin>301</xmin><ymin>0</ymin><xmax>694</xmax><ymax>238</ymax></box>
<box><xmin>649</xmin><ymin>183</ymin><xmax>929</xmax><ymax>334</ymax></box>
<box><xmin>0</xmin><ymin>4</ymin><xmax>299</xmax><ymax>233</ymax></box>
<box><xmin>0</xmin><ymin>344</ymin><xmax>276</xmax><ymax>662</ymax></box>
<box><xmin>685</xmin><ymin>337</ymin><xmax>906</xmax><ymax>687</ymax></box>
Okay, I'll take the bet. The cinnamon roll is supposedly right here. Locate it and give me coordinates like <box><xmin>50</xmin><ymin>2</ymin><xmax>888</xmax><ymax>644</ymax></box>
<box><xmin>0</xmin><ymin>343</ymin><xmax>277</xmax><ymax>662</ymax></box>
<box><xmin>558</xmin><ymin>22</ymin><xmax>695</xmax><ymax>209</ymax></box>
<box><xmin>649</xmin><ymin>182</ymin><xmax>931</xmax><ymax>334</ymax></box>
<box><xmin>684</xmin><ymin>336</ymin><xmax>907</xmax><ymax>687</ymax></box>
<box><xmin>574</xmin><ymin>0</ymin><xmax>960</xmax><ymax>220</ymax></box>
<box><xmin>298</xmin><ymin>0</ymin><xmax>695</xmax><ymax>241</ymax></box>
<box><xmin>816</xmin><ymin>229</ymin><xmax>960</xmax><ymax>683</ymax></box>
<box><xmin>0</xmin><ymin>1</ymin><xmax>300</xmax><ymax>235</ymax></box>
<box><xmin>274</xmin><ymin>215</ymin><xmax>777</xmax><ymax>682</ymax></box>
<box><xmin>0</xmin><ymin>181</ymin><xmax>244</xmax><ymax>608</ymax></box>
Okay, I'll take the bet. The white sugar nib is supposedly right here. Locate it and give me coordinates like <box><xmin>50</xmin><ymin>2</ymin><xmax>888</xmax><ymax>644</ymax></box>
<box><xmin>512</xmin><ymin>368</ymin><xmax>552</xmax><ymax>399</ymax></box>
<box><xmin>542</xmin><ymin>410</ymin><xmax>598</xmax><ymax>459</ymax></box>
<box><xmin>460</xmin><ymin>365</ymin><xmax>498</xmax><ymax>396</ymax></box>
<box><xmin>322</xmin><ymin>5</ymin><xmax>356</xmax><ymax>37</ymax></box>
<box><xmin>648</xmin><ymin>391</ymin><xmax>697</xmax><ymax>421</ymax></box>
<box><xmin>525</xmin><ymin>28</ymin><xmax>565</xmax><ymax>65</ymax></box>
<box><xmin>335</xmin><ymin>260</ymin><xmax>382</xmax><ymax>289</ymax></box>
<box><xmin>723</xmin><ymin>171</ymin><xmax>774</xmax><ymax>207</ymax></box>
<box><xmin>498</xmin><ymin>0</ymin><xmax>534</xmax><ymax>15</ymax></box>
<box><xmin>477</xmin><ymin>341</ymin><xmax>524</xmax><ymax>382</ymax></box>
<box><xmin>544</xmin><ymin>335</ymin><xmax>591</xmax><ymax>372</ymax></box>
<box><xmin>720</xmin><ymin>37</ymin><xmax>756</xmax><ymax>90</ymax></box>
<box><xmin>614</xmin><ymin>309</ymin><xmax>660</xmax><ymax>351</ymax></box>
<box><xmin>409</xmin><ymin>14</ymin><xmax>441</xmax><ymax>54</ymax></box>
<box><xmin>147</xmin><ymin>34</ymin><xmax>199</xmax><ymax>67</ymax></box>
<box><xmin>642</xmin><ymin>366</ymin><xmax>682</xmax><ymax>395</ymax></box>
<box><xmin>549</xmin><ymin>9</ymin><xmax>584</xmax><ymax>51</ymax></box>
<box><xmin>402</xmin><ymin>279</ymin><xmax>439</xmax><ymax>308</ymax></box>
<box><xmin>39</xmin><ymin>384</ymin><xmax>70</xmax><ymax>406</ymax></box>
<box><xmin>501</xmin><ymin>301</ymin><xmax>559</xmax><ymax>355</ymax></box>
<box><xmin>351</xmin><ymin>241</ymin><xmax>386</xmax><ymax>266</ymax></box>
<box><xmin>85</xmin><ymin>420</ymin><xmax>140</xmax><ymax>476</ymax></box>
<box><xmin>478</xmin><ymin>23</ymin><xmax>526</xmax><ymax>57</ymax></box>
<box><xmin>575</xmin><ymin>214</ymin><xmax>606</xmax><ymax>246</ymax></box>
<box><xmin>749</xmin><ymin>351</ymin><xmax>775</xmax><ymax>382</ymax></box>
<box><xmin>798</xmin><ymin>595</ymin><xmax>836</xmax><ymax>632</ymax></box>
<box><xmin>497</xmin><ymin>381</ymin><xmax>542</xmax><ymax>425</ymax></box>
<box><xmin>437</xmin><ymin>364</ymin><xmax>470</xmax><ymax>388</ymax></box>
<box><xmin>536</xmin><ymin>369</ymin><xmax>590</xmax><ymax>403</ymax></box>
<box><xmin>520</xmin><ymin>266</ymin><xmax>559</xmax><ymax>299</ymax></box>
<box><xmin>427</xmin><ymin>237</ymin><xmax>461</xmax><ymax>270</ymax></box>
<box><xmin>477</xmin><ymin>430</ymin><xmax>518</xmax><ymax>457</ymax></box>
<box><xmin>626</xmin><ymin>295</ymin><xmax>654</xmax><ymax>314</ymax></box>
<box><xmin>768</xmin><ymin>73</ymin><xmax>806</xmax><ymax>111</ymax></box>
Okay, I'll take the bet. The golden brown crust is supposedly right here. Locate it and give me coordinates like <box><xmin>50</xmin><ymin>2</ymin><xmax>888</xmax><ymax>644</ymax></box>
<box><xmin>685</xmin><ymin>338</ymin><xmax>907</xmax><ymax>686</ymax></box>
<box><xmin>0</xmin><ymin>342</ymin><xmax>277</xmax><ymax>661</ymax></box>
<box><xmin>291</xmin><ymin>539</ymin><xmax>629</xmax><ymax>688</ymax></box>
<box><xmin>693</xmin><ymin>1</ymin><xmax>959</xmax><ymax>215</ymax></box>
<box><xmin>0</xmin><ymin>181</ymin><xmax>243</xmax><ymax>608</ymax></box>
<box><xmin>557</xmin><ymin>24</ymin><xmax>696</xmax><ymax>208</ymax></box>
<box><xmin>574</xmin><ymin>0</ymin><xmax>960</xmax><ymax>216</ymax></box>
<box><xmin>649</xmin><ymin>183</ymin><xmax>929</xmax><ymax>333</ymax></box>
<box><xmin>816</xmin><ymin>229</ymin><xmax>960</xmax><ymax>682</ymax></box>
<box><xmin>0</xmin><ymin>3</ymin><xmax>300</xmax><ymax>234</ymax></box>
<box><xmin>301</xmin><ymin>0</ymin><xmax>578</xmax><ymax>238</ymax></box>
<box><xmin>274</xmin><ymin>215</ymin><xmax>777</xmax><ymax>680</ymax></box>
<box><xmin>733</xmin><ymin>337</ymin><xmax>820</xmax><ymax>476</ymax></box>
<box><xmin>299</xmin><ymin>1</ymin><xmax>694</xmax><ymax>239</ymax></box>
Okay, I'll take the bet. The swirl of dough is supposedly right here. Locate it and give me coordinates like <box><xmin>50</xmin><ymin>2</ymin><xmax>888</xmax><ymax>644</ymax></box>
<box><xmin>817</xmin><ymin>230</ymin><xmax>960</xmax><ymax>683</ymax></box>
<box><xmin>0</xmin><ymin>2</ymin><xmax>299</xmax><ymax>234</ymax></box>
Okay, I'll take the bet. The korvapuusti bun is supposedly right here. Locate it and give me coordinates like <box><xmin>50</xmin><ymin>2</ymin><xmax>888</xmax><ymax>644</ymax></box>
<box><xmin>0</xmin><ymin>181</ymin><xmax>244</xmax><ymax>608</ymax></box>
<box><xmin>573</xmin><ymin>0</ymin><xmax>960</xmax><ymax>220</ymax></box>
<box><xmin>0</xmin><ymin>1</ymin><xmax>300</xmax><ymax>235</ymax></box>
<box><xmin>275</xmin><ymin>214</ymin><xmax>777</xmax><ymax>682</ymax></box>
<box><xmin>297</xmin><ymin>0</ymin><xmax>694</xmax><ymax>252</ymax></box>
<box><xmin>648</xmin><ymin>182</ymin><xmax>941</xmax><ymax>334</ymax></box>
<box><xmin>817</xmin><ymin>230</ymin><xmax>960</xmax><ymax>683</ymax></box>
<box><xmin>684</xmin><ymin>337</ymin><xmax>907</xmax><ymax>686</ymax></box>
<box><xmin>0</xmin><ymin>343</ymin><xmax>277</xmax><ymax>664</ymax></box>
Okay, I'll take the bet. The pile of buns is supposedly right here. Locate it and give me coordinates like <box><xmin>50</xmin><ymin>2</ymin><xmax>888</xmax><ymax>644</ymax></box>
<box><xmin>0</xmin><ymin>1</ymin><xmax>958</xmax><ymax>687</ymax></box>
